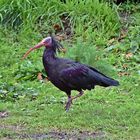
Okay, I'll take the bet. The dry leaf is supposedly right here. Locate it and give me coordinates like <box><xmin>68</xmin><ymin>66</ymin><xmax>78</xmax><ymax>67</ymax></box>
<box><xmin>53</xmin><ymin>24</ymin><xmax>61</xmax><ymax>31</ymax></box>
<box><xmin>37</xmin><ymin>73</ymin><xmax>49</xmax><ymax>83</ymax></box>
<box><xmin>123</xmin><ymin>64</ymin><xmax>128</xmax><ymax>69</ymax></box>
<box><xmin>61</xmin><ymin>48</ymin><xmax>67</xmax><ymax>53</ymax></box>
<box><xmin>108</xmin><ymin>38</ymin><xmax>115</xmax><ymax>44</ymax></box>
<box><xmin>118</xmin><ymin>72</ymin><xmax>130</xmax><ymax>76</ymax></box>
<box><xmin>37</xmin><ymin>73</ymin><xmax>43</xmax><ymax>80</ymax></box>
<box><xmin>125</xmin><ymin>53</ymin><xmax>133</xmax><ymax>59</ymax></box>
<box><xmin>55</xmin><ymin>35</ymin><xmax>65</xmax><ymax>41</ymax></box>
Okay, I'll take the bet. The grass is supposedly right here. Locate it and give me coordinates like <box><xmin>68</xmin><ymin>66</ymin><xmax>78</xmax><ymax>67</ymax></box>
<box><xmin>0</xmin><ymin>78</ymin><xmax>139</xmax><ymax>139</ymax></box>
<box><xmin>0</xmin><ymin>0</ymin><xmax>140</xmax><ymax>139</ymax></box>
<box><xmin>0</xmin><ymin>0</ymin><xmax>120</xmax><ymax>45</ymax></box>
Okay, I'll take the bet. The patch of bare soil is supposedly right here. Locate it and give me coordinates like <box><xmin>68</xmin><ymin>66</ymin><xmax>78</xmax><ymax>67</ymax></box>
<box><xmin>17</xmin><ymin>130</ymin><xmax>105</xmax><ymax>140</ymax></box>
<box><xmin>0</xmin><ymin>125</ymin><xmax>105</xmax><ymax>140</ymax></box>
<box><xmin>0</xmin><ymin>124</ymin><xmax>26</xmax><ymax>140</ymax></box>
<box><xmin>0</xmin><ymin>124</ymin><xmax>25</xmax><ymax>132</ymax></box>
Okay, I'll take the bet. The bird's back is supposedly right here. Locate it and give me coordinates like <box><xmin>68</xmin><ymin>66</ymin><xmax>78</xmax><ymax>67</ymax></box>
<box><xmin>43</xmin><ymin>56</ymin><xmax>119</xmax><ymax>92</ymax></box>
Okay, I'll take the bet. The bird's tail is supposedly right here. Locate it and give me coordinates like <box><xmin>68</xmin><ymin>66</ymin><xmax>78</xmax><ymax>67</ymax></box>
<box><xmin>100</xmin><ymin>76</ymin><xmax>119</xmax><ymax>87</ymax></box>
<box><xmin>88</xmin><ymin>66</ymin><xmax>119</xmax><ymax>87</ymax></box>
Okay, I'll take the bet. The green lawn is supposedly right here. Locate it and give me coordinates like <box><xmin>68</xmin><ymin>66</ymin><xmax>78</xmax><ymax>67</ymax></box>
<box><xmin>0</xmin><ymin>0</ymin><xmax>140</xmax><ymax>139</ymax></box>
<box><xmin>0</xmin><ymin>76</ymin><xmax>140</xmax><ymax>139</ymax></box>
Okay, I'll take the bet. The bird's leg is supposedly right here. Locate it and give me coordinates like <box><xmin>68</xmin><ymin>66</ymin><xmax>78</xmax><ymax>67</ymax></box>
<box><xmin>65</xmin><ymin>91</ymin><xmax>84</xmax><ymax>111</ymax></box>
<box><xmin>65</xmin><ymin>94</ymin><xmax>72</xmax><ymax>112</ymax></box>
<box><xmin>71</xmin><ymin>90</ymin><xmax>84</xmax><ymax>101</ymax></box>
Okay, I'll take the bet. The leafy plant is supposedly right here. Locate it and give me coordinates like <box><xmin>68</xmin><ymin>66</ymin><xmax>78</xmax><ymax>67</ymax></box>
<box><xmin>0</xmin><ymin>0</ymin><xmax>120</xmax><ymax>45</ymax></box>
<box><xmin>64</xmin><ymin>37</ymin><xmax>117</xmax><ymax>77</ymax></box>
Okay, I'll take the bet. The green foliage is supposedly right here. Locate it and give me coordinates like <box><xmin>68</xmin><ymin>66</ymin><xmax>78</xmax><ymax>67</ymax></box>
<box><xmin>64</xmin><ymin>37</ymin><xmax>117</xmax><ymax>76</ymax></box>
<box><xmin>0</xmin><ymin>0</ymin><xmax>120</xmax><ymax>44</ymax></box>
<box><xmin>0</xmin><ymin>78</ymin><xmax>140</xmax><ymax>139</ymax></box>
<box><xmin>0</xmin><ymin>1</ymin><xmax>140</xmax><ymax>139</ymax></box>
<box><xmin>0</xmin><ymin>0</ymin><xmax>139</xmax><ymax>101</ymax></box>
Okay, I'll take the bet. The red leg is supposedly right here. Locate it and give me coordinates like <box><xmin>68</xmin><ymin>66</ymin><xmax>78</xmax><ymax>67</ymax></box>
<box><xmin>65</xmin><ymin>95</ymin><xmax>72</xmax><ymax>112</ymax></box>
<box><xmin>71</xmin><ymin>91</ymin><xmax>84</xmax><ymax>100</ymax></box>
<box><xmin>65</xmin><ymin>91</ymin><xmax>84</xmax><ymax>111</ymax></box>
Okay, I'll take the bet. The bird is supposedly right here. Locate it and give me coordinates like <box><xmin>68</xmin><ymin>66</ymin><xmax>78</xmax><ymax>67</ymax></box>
<box><xmin>22</xmin><ymin>36</ymin><xmax>119</xmax><ymax>111</ymax></box>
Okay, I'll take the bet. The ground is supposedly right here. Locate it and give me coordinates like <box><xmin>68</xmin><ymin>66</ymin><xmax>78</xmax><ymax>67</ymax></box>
<box><xmin>0</xmin><ymin>1</ymin><xmax>140</xmax><ymax>140</ymax></box>
<box><xmin>0</xmin><ymin>77</ymin><xmax>140</xmax><ymax>139</ymax></box>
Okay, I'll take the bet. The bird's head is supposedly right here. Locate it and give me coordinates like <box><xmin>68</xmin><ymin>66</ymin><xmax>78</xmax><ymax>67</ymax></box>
<box><xmin>22</xmin><ymin>36</ymin><xmax>65</xmax><ymax>59</ymax></box>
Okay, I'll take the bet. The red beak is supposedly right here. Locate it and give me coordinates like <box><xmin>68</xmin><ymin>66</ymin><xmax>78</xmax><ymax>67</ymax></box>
<box><xmin>22</xmin><ymin>42</ymin><xmax>44</xmax><ymax>60</ymax></box>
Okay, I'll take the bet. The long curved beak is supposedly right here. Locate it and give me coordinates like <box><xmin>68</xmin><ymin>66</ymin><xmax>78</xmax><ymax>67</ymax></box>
<box><xmin>22</xmin><ymin>42</ymin><xmax>44</xmax><ymax>60</ymax></box>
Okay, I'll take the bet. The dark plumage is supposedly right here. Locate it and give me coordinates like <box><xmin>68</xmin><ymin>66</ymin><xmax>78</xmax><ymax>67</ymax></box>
<box><xmin>23</xmin><ymin>36</ymin><xmax>119</xmax><ymax>111</ymax></box>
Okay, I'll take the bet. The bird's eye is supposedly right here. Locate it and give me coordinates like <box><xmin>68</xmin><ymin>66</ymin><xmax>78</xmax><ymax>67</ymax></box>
<box><xmin>45</xmin><ymin>39</ymin><xmax>50</xmax><ymax>43</ymax></box>
<box><xmin>44</xmin><ymin>37</ymin><xmax>52</xmax><ymax>43</ymax></box>
<box><xmin>42</xmin><ymin>37</ymin><xmax>52</xmax><ymax>46</ymax></box>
